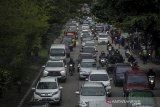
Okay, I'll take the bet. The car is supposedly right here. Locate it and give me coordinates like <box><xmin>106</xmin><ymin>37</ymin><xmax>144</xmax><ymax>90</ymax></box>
<box><xmin>82</xmin><ymin>24</ymin><xmax>90</xmax><ymax>30</ymax></box>
<box><xmin>97</xmin><ymin>32</ymin><xmax>109</xmax><ymax>44</ymax></box>
<box><xmin>94</xmin><ymin>25</ymin><xmax>104</xmax><ymax>34</ymax></box>
<box><xmin>75</xmin><ymin>82</ymin><xmax>110</xmax><ymax>107</ymax></box>
<box><xmin>127</xmin><ymin>90</ymin><xmax>157</xmax><ymax>107</ymax></box>
<box><xmin>49</xmin><ymin>44</ymin><xmax>70</xmax><ymax>60</ymax></box>
<box><xmin>123</xmin><ymin>70</ymin><xmax>150</xmax><ymax>97</ymax></box>
<box><xmin>77</xmin><ymin>53</ymin><xmax>95</xmax><ymax>64</ymax></box>
<box><xmin>25</xmin><ymin>101</ymin><xmax>50</xmax><ymax>107</ymax></box>
<box><xmin>113</xmin><ymin>63</ymin><xmax>132</xmax><ymax>86</ymax></box>
<box><xmin>81</xmin><ymin>40</ymin><xmax>97</xmax><ymax>49</ymax></box>
<box><xmin>42</xmin><ymin>60</ymin><xmax>67</xmax><ymax>82</ymax></box>
<box><xmin>87</xmin><ymin>69</ymin><xmax>112</xmax><ymax>96</ymax></box>
<box><xmin>32</xmin><ymin>77</ymin><xmax>63</xmax><ymax>105</ymax></box>
<box><xmin>78</xmin><ymin>59</ymin><xmax>97</xmax><ymax>79</ymax></box>
<box><xmin>106</xmin><ymin>54</ymin><xmax>124</xmax><ymax>73</ymax></box>
<box><xmin>80</xmin><ymin>46</ymin><xmax>98</xmax><ymax>59</ymax></box>
<box><xmin>61</xmin><ymin>36</ymin><xmax>74</xmax><ymax>51</ymax></box>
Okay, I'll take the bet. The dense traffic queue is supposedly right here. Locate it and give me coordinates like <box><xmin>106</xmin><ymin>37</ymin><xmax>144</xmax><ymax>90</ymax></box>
<box><xmin>26</xmin><ymin>16</ymin><xmax>158</xmax><ymax>107</ymax></box>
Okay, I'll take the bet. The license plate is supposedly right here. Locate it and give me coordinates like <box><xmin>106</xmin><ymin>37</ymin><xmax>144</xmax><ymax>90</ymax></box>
<box><xmin>42</xmin><ymin>98</ymin><xmax>51</xmax><ymax>101</ymax></box>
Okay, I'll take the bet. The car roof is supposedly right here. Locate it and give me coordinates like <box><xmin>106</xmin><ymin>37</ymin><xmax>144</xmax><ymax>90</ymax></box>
<box><xmin>90</xmin><ymin>69</ymin><xmax>108</xmax><ymax>75</ymax></box>
<box><xmin>47</xmin><ymin>60</ymin><xmax>63</xmax><ymax>63</ymax></box>
<box><xmin>126</xmin><ymin>70</ymin><xmax>146</xmax><ymax>76</ymax></box>
<box><xmin>81</xmin><ymin>59</ymin><xmax>96</xmax><ymax>62</ymax></box>
<box><xmin>50</xmin><ymin>44</ymin><xmax>65</xmax><ymax>48</ymax></box>
<box><xmin>39</xmin><ymin>77</ymin><xmax>57</xmax><ymax>82</ymax></box>
<box><xmin>83</xmin><ymin>82</ymin><xmax>103</xmax><ymax>87</ymax></box>
<box><xmin>116</xmin><ymin>63</ymin><xmax>131</xmax><ymax>66</ymax></box>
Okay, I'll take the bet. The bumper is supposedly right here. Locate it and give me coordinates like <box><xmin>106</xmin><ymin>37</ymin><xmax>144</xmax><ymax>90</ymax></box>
<box><xmin>34</xmin><ymin>94</ymin><xmax>61</xmax><ymax>103</ymax></box>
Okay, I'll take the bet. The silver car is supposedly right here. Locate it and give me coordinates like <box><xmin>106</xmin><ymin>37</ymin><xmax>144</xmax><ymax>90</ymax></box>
<box><xmin>78</xmin><ymin>59</ymin><xmax>97</xmax><ymax>79</ymax></box>
<box><xmin>88</xmin><ymin>69</ymin><xmax>112</xmax><ymax>96</ymax></box>
<box><xmin>97</xmin><ymin>32</ymin><xmax>109</xmax><ymax>44</ymax></box>
<box><xmin>32</xmin><ymin>77</ymin><xmax>63</xmax><ymax>105</ymax></box>
<box><xmin>43</xmin><ymin>60</ymin><xmax>67</xmax><ymax>82</ymax></box>
<box><xmin>75</xmin><ymin>82</ymin><xmax>111</xmax><ymax>107</ymax></box>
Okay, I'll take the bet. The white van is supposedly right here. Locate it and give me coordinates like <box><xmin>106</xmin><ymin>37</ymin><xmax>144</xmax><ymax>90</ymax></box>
<box><xmin>49</xmin><ymin>44</ymin><xmax>70</xmax><ymax>61</ymax></box>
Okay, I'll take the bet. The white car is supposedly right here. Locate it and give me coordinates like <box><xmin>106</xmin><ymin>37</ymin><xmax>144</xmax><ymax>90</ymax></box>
<box><xmin>97</xmin><ymin>33</ymin><xmax>109</xmax><ymax>44</ymax></box>
<box><xmin>81</xmin><ymin>40</ymin><xmax>97</xmax><ymax>49</ymax></box>
<box><xmin>43</xmin><ymin>60</ymin><xmax>67</xmax><ymax>82</ymax></box>
<box><xmin>81</xmin><ymin>24</ymin><xmax>90</xmax><ymax>30</ymax></box>
<box><xmin>87</xmin><ymin>69</ymin><xmax>112</xmax><ymax>96</ymax></box>
<box><xmin>75</xmin><ymin>82</ymin><xmax>111</xmax><ymax>107</ymax></box>
<box><xmin>78</xmin><ymin>59</ymin><xmax>97</xmax><ymax>79</ymax></box>
<box><xmin>32</xmin><ymin>77</ymin><xmax>63</xmax><ymax>105</ymax></box>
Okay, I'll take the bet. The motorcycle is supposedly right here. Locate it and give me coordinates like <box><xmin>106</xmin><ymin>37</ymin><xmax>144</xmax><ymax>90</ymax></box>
<box><xmin>69</xmin><ymin>64</ymin><xmax>74</xmax><ymax>76</ymax></box>
<box><xmin>148</xmin><ymin>75</ymin><xmax>155</xmax><ymax>90</ymax></box>
<box><xmin>99</xmin><ymin>57</ymin><xmax>106</xmax><ymax>67</ymax></box>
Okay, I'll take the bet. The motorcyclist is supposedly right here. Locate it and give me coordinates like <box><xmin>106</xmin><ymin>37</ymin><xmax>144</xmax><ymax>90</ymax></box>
<box><xmin>128</xmin><ymin>55</ymin><xmax>135</xmax><ymax>64</ymax></box>
<box><xmin>147</xmin><ymin>68</ymin><xmax>156</xmax><ymax>77</ymax></box>
<box><xmin>68</xmin><ymin>58</ymin><xmax>75</xmax><ymax>67</ymax></box>
<box><xmin>99</xmin><ymin>51</ymin><xmax>106</xmax><ymax>59</ymax></box>
<box><xmin>131</xmin><ymin>61</ymin><xmax>139</xmax><ymax>70</ymax></box>
<box><xmin>114</xmin><ymin>49</ymin><xmax>120</xmax><ymax>55</ymax></box>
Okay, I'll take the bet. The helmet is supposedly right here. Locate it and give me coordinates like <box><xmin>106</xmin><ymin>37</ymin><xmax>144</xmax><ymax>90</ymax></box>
<box><xmin>101</xmin><ymin>51</ymin><xmax>105</xmax><ymax>55</ymax></box>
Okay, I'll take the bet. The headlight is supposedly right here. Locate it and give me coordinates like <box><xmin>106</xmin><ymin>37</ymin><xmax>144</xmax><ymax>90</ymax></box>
<box><xmin>43</xmin><ymin>70</ymin><xmax>48</xmax><ymax>76</ymax></box>
<box><xmin>70</xmin><ymin>64</ymin><xmax>73</xmax><ymax>66</ymax></box>
<box><xmin>60</xmin><ymin>70</ymin><xmax>66</xmax><ymax>75</ymax></box>
<box><xmin>35</xmin><ymin>92</ymin><xmax>41</xmax><ymax>96</ymax></box>
<box><xmin>79</xmin><ymin>101</ymin><xmax>87</xmax><ymax>107</ymax></box>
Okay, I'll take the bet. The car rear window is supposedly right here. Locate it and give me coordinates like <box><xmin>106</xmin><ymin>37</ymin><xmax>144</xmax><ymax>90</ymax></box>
<box><xmin>130</xmin><ymin>91</ymin><xmax>153</xmax><ymax>97</ymax></box>
<box><xmin>90</xmin><ymin>74</ymin><xmax>109</xmax><ymax>81</ymax></box>
<box><xmin>127</xmin><ymin>76</ymin><xmax>148</xmax><ymax>84</ymax></box>
<box><xmin>116</xmin><ymin>66</ymin><xmax>132</xmax><ymax>73</ymax></box>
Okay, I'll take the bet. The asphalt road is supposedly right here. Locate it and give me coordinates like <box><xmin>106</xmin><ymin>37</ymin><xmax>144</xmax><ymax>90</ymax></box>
<box><xmin>29</xmin><ymin>24</ymin><xmax>160</xmax><ymax>107</ymax></box>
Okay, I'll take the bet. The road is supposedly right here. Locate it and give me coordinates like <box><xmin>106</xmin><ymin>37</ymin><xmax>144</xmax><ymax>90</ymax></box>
<box><xmin>28</xmin><ymin>24</ymin><xmax>160</xmax><ymax>107</ymax></box>
<box><xmin>26</xmin><ymin>23</ymin><xmax>160</xmax><ymax>107</ymax></box>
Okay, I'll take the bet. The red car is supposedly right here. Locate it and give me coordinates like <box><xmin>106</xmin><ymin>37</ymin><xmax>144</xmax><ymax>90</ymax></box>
<box><xmin>123</xmin><ymin>70</ymin><xmax>150</xmax><ymax>97</ymax></box>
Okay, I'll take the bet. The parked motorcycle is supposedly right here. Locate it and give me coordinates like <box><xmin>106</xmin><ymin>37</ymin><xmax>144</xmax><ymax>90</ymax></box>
<box><xmin>69</xmin><ymin>64</ymin><xmax>74</xmax><ymax>76</ymax></box>
<box><xmin>148</xmin><ymin>76</ymin><xmax>155</xmax><ymax>90</ymax></box>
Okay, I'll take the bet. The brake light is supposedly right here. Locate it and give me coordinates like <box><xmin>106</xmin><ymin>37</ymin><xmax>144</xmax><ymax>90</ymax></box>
<box><xmin>106</xmin><ymin>98</ymin><xmax>112</xmax><ymax>104</ymax></box>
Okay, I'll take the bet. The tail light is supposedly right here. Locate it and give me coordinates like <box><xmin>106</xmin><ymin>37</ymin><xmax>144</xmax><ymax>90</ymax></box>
<box><xmin>106</xmin><ymin>98</ymin><xmax>112</xmax><ymax>104</ymax></box>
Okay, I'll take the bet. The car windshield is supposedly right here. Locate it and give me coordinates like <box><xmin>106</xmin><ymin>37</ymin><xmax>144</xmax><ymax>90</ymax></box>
<box><xmin>68</xmin><ymin>26</ymin><xmax>77</xmax><ymax>31</ymax></box>
<box><xmin>116</xmin><ymin>66</ymin><xmax>132</xmax><ymax>73</ymax></box>
<box><xmin>81</xmin><ymin>62</ymin><xmax>96</xmax><ymax>67</ymax></box>
<box><xmin>99</xmin><ymin>34</ymin><xmax>107</xmax><ymax>38</ymax></box>
<box><xmin>81</xmin><ymin>87</ymin><xmax>105</xmax><ymax>96</ymax></box>
<box><xmin>37</xmin><ymin>82</ymin><xmax>57</xmax><ymax>89</ymax></box>
<box><xmin>127</xmin><ymin>76</ymin><xmax>148</xmax><ymax>84</ymax></box>
<box><xmin>95</xmin><ymin>26</ymin><xmax>103</xmax><ymax>31</ymax></box>
<box><xmin>79</xmin><ymin>54</ymin><xmax>93</xmax><ymax>59</ymax></box>
<box><xmin>46</xmin><ymin>62</ymin><xmax>63</xmax><ymax>67</ymax></box>
<box><xmin>83</xmin><ymin>47</ymin><xmax>95</xmax><ymax>53</ymax></box>
<box><xmin>85</xmin><ymin>42</ymin><xmax>95</xmax><ymax>46</ymax></box>
<box><xmin>50</xmin><ymin>49</ymin><xmax>65</xmax><ymax>56</ymax></box>
<box><xmin>90</xmin><ymin>74</ymin><xmax>109</xmax><ymax>81</ymax></box>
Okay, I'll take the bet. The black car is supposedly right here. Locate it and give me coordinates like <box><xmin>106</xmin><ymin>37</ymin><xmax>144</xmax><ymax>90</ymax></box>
<box><xmin>25</xmin><ymin>101</ymin><xmax>50</xmax><ymax>107</ymax></box>
<box><xmin>113</xmin><ymin>63</ymin><xmax>132</xmax><ymax>86</ymax></box>
<box><xmin>106</xmin><ymin>54</ymin><xmax>124</xmax><ymax>73</ymax></box>
<box><xmin>127</xmin><ymin>90</ymin><xmax>157</xmax><ymax>107</ymax></box>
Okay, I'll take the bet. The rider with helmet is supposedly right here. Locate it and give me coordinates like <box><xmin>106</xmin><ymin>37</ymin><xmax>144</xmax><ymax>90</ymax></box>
<box><xmin>99</xmin><ymin>51</ymin><xmax>106</xmax><ymax>59</ymax></box>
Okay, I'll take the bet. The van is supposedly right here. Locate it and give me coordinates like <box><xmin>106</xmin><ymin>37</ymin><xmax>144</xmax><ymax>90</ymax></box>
<box><xmin>49</xmin><ymin>44</ymin><xmax>70</xmax><ymax>61</ymax></box>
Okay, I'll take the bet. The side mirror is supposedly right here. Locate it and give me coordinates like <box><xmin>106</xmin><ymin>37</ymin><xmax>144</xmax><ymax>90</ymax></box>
<box><xmin>75</xmin><ymin>91</ymin><xmax>80</xmax><ymax>95</ymax></box>
<box><xmin>32</xmin><ymin>87</ymin><xmax>36</xmax><ymax>91</ymax></box>
<box><xmin>65</xmin><ymin>65</ymin><xmax>67</xmax><ymax>68</ymax></box>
